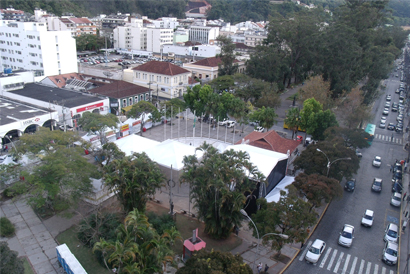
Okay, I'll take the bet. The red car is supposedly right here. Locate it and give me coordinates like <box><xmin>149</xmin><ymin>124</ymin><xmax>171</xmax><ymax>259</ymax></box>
<box><xmin>297</xmin><ymin>135</ymin><xmax>303</xmax><ymax>142</ymax></box>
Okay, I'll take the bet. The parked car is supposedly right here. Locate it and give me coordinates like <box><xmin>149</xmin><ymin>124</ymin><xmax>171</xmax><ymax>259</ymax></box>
<box><xmin>305</xmin><ymin>239</ymin><xmax>326</xmax><ymax>263</ymax></box>
<box><xmin>372</xmin><ymin>178</ymin><xmax>382</xmax><ymax>192</ymax></box>
<box><xmin>383</xmin><ymin>108</ymin><xmax>389</xmax><ymax>115</ymax></box>
<box><xmin>219</xmin><ymin>118</ymin><xmax>228</xmax><ymax>126</ymax></box>
<box><xmin>390</xmin><ymin>192</ymin><xmax>402</xmax><ymax>207</ymax></box>
<box><xmin>392</xmin><ymin>182</ymin><xmax>403</xmax><ymax>193</ymax></box>
<box><xmin>384</xmin><ymin>223</ymin><xmax>399</xmax><ymax>243</ymax></box>
<box><xmin>355</xmin><ymin>149</ymin><xmax>362</xmax><ymax>158</ymax></box>
<box><xmin>338</xmin><ymin>224</ymin><xmax>354</xmax><ymax>247</ymax></box>
<box><xmin>226</xmin><ymin>121</ymin><xmax>236</xmax><ymax>128</ymax></box>
<box><xmin>344</xmin><ymin>179</ymin><xmax>356</xmax><ymax>192</ymax></box>
<box><xmin>392</xmin><ymin>170</ymin><xmax>402</xmax><ymax>183</ymax></box>
<box><xmin>372</xmin><ymin>156</ymin><xmax>382</xmax><ymax>167</ymax></box>
<box><xmin>387</xmin><ymin>123</ymin><xmax>395</xmax><ymax>130</ymax></box>
<box><xmin>361</xmin><ymin>209</ymin><xmax>374</xmax><ymax>227</ymax></box>
<box><xmin>386</xmin><ymin>94</ymin><xmax>392</xmax><ymax>101</ymax></box>
<box><xmin>254</xmin><ymin>126</ymin><xmax>264</xmax><ymax>132</ymax></box>
<box><xmin>382</xmin><ymin>241</ymin><xmax>398</xmax><ymax>265</ymax></box>
<box><xmin>379</xmin><ymin>122</ymin><xmax>386</xmax><ymax>129</ymax></box>
<box><xmin>393</xmin><ymin>163</ymin><xmax>402</xmax><ymax>173</ymax></box>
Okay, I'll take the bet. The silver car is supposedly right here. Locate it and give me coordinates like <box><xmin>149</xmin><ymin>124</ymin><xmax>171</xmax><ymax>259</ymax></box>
<box><xmin>384</xmin><ymin>223</ymin><xmax>399</xmax><ymax>243</ymax></box>
<box><xmin>305</xmin><ymin>239</ymin><xmax>326</xmax><ymax>264</ymax></box>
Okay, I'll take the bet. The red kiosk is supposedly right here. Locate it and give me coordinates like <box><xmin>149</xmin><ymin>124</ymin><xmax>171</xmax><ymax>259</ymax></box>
<box><xmin>183</xmin><ymin>228</ymin><xmax>206</xmax><ymax>262</ymax></box>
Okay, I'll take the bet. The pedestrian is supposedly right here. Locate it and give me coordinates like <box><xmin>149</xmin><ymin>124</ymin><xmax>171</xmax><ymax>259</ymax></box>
<box><xmin>257</xmin><ymin>262</ymin><xmax>262</xmax><ymax>273</ymax></box>
<box><xmin>396</xmin><ymin>159</ymin><xmax>399</xmax><ymax>164</ymax></box>
<box><xmin>390</xmin><ymin>165</ymin><xmax>393</xmax><ymax>173</ymax></box>
<box><xmin>264</xmin><ymin>264</ymin><xmax>269</xmax><ymax>273</ymax></box>
<box><xmin>4</xmin><ymin>145</ymin><xmax>8</xmax><ymax>152</ymax></box>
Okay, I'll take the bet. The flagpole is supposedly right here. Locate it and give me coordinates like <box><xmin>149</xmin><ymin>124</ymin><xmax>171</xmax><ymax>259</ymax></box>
<box><xmin>178</xmin><ymin>108</ymin><xmax>180</xmax><ymax>140</ymax></box>
<box><xmin>193</xmin><ymin>110</ymin><xmax>196</xmax><ymax>147</ymax></box>
<box><xmin>171</xmin><ymin>105</ymin><xmax>173</xmax><ymax>139</ymax></box>
<box><xmin>185</xmin><ymin>109</ymin><xmax>188</xmax><ymax>142</ymax></box>
<box><xmin>208</xmin><ymin>117</ymin><xmax>211</xmax><ymax>139</ymax></box>
<box><xmin>164</xmin><ymin>104</ymin><xmax>166</xmax><ymax>141</ymax></box>
<box><xmin>217</xmin><ymin>117</ymin><xmax>219</xmax><ymax>141</ymax></box>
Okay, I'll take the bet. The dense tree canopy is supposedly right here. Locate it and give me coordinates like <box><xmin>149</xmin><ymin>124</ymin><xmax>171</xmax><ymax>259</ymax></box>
<box><xmin>79</xmin><ymin>112</ymin><xmax>119</xmax><ymax>145</ymax></box>
<box><xmin>126</xmin><ymin>101</ymin><xmax>160</xmax><ymax>136</ymax></box>
<box><xmin>0</xmin><ymin>242</ymin><xmax>24</xmax><ymax>274</ymax></box>
<box><xmin>103</xmin><ymin>152</ymin><xmax>165</xmax><ymax>212</ymax></box>
<box><xmin>13</xmin><ymin>128</ymin><xmax>97</xmax><ymax>210</ymax></box>
<box><xmin>177</xmin><ymin>249</ymin><xmax>252</xmax><ymax>274</ymax></box>
<box><xmin>181</xmin><ymin>143</ymin><xmax>265</xmax><ymax>239</ymax></box>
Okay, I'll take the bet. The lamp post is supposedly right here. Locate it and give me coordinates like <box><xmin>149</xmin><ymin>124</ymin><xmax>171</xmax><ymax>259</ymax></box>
<box><xmin>316</xmin><ymin>148</ymin><xmax>351</xmax><ymax>177</ymax></box>
<box><xmin>240</xmin><ymin>209</ymin><xmax>288</xmax><ymax>271</ymax></box>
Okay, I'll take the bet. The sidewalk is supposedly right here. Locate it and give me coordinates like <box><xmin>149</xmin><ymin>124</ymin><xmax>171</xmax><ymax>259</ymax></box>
<box><xmin>0</xmin><ymin>199</ymin><xmax>59</xmax><ymax>274</ymax></box>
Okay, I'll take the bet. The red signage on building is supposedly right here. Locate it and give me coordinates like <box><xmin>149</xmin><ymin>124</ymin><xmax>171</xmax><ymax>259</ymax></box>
<box><xmin>120</xmin><ymin>124</ymin><xmax>129</xmax><ymax>132</ymax></box>
<box><xmin>76</xmin><ymin>102</ymin><xmax>104</xmax><ymax>113</ymax></box>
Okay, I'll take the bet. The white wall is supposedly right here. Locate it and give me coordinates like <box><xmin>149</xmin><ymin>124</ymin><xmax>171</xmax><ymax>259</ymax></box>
<box><xmin>163</xmin><ymin>44</ymin><xmax>220</xmax><ymax>58</ymax></box>
<box><xmin>0</xmin><ymin>21</ymin><xmax>77</xmax><ymax>77</ymax></box>
<box><xmin>146</xmin><ymin>28</ymin><xmax>173</xmax><ymax>53</ymax></box>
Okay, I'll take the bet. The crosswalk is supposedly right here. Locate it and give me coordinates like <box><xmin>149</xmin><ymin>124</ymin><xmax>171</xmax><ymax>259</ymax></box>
<box><xmin>299</xmin><ymin>241</ymin><xmax>395</xmax><ymax>274</ymax></box>
<box><xmin>374</xmin><ymin>134</ymin><xmax>402</xmax><ymax>144</ymax></box>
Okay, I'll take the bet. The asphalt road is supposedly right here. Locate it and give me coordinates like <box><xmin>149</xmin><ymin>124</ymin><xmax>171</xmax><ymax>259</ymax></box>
<box><xmin>285</xmin><ymin>72</ymin><xmax>407</xmax><ymax>274</ymax></box>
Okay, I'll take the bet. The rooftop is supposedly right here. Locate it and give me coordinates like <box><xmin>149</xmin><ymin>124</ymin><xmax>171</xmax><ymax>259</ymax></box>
<box><xmin>132</xmin><ymin>61</ymin><xmax>190</xmax><ymax>76</ymax></box>
<box><xmin>8</xmin><ymin>83</ymin><xmax>105</xmax><ymax>108</ymax></box>
<box><xmin>0</xmin><ymin>96</ymin><xmax>51</xmax><ymax>126</ymax></box>
<box><xmin>236</xmin><ymin>130</ymin><xmax>300</xmax><ymax>154</ymax></box>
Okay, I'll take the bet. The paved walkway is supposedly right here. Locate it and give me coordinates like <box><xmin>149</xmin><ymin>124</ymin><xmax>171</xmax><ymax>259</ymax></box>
<box><xmin>0</xmin><ymin>199</ymin><xmax>59</xmax><ymax>274</ymax></box>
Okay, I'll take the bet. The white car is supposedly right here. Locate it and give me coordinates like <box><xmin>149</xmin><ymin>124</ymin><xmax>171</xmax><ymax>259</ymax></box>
<box><xmin>372</xmin><ymin>156</ymin><xmax>381</xmax><ymax>167</ymax></box>
<box><xmin>305</xmin><ymin>239</ymin><xmax>326</xmax><ymax>263</ymax></box>
<box><xmin>226</xmin><ymin>121</ymin><xmax>236</xmax><ymax>128</ymax></box>
<box><xmin>383</xmin><ymin>108</ymin><xmax>389</xmax><ymax>115</ymax></box>
<box><xmin>382</xmin><ymin>241</ymin><xmax>398</xmax><ymax>265</ymax></box>
<box><xmin>381</xmin><ymin>116</ymin><xmax>387</xmax><ymax>123</ymax></box>
<box><xmin>390</xmin><ymin>192</ymin><xmax>402</xmax><ymax>207</ymax></box>
<box><xmin>254</xmin><ymin>126</ymin><xmax>264</xmax><ymax>132</ymax></box>
<box><xmin>361</xmin><ymin>210</ymin><xmax>374</xmax><ymax>227</ymax></box>
<box><xmin>219</xmin><ymin>118</ymin><xmax>228</xmax><ymax>126</ymax></box>
<box><xmin>338</xmin><ymin>224</ymin><xmax>354</xmax><ymax>247</ymax></box>
<box><xmin>384</xmin><ymin>223</ymin><xmax>399</xmax><ymax>243</ymax></box>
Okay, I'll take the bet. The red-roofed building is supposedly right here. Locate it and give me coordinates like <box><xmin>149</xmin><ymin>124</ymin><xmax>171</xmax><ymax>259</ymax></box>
<box><xmin>40</xmin><ymin>73</ymin><xmax>150</xmax><ymax>115</ymax></box>
<box><xmin>236</xmin><ymin>130</ymin><xmax>300</xmax><ymax>155</ymax></box>
<box><xmin>183</xmin><ymin>56</ymin><xmax>245</xmax><ymax>81</ymax></box>
<box><xmin>126</xmin><ymin>61</ymin><xmax>192</xmax><ymax>100</ymax></box>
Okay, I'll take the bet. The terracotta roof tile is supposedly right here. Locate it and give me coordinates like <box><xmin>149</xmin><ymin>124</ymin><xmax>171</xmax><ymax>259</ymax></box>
<box><xmin>46</xmin><ymin>73</ymin><xmax>85</xmax><ymax>88</ymax></box>
<box><xmin>70</xmin><ymin>17</ymin><xmax>93</xmax><ymax>24</ymax></box>
<box><xmin>236</xmin><ymin>130</ymin><xmax>300</xmax><ymax>154</ymax></box>
<box><xmin>192</xmin><ymin>56</ymin><xmax>240</xmax><ymax>67</ymax></box>
<box><xmin>132</xmin><ymin>61</ymin><xmax>190</xmax><ymax>76</ymax></box>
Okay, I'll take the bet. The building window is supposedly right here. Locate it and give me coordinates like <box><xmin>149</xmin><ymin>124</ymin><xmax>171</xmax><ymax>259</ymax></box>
<box><xmin>122</xmin><ymin>99</ymin><xmax>127</xmax><ymax>107</ymax></box>
<box><xmin>134</xmin><ymin>96</ymin><xmax>138</xmax><ymax>103</ymax></box>
<box><xmin>145</xmin><ymin>93</ymin><xmax>149</xmax><ymax>101</ymax></box>
<box><xmin>129</xmin><ymin>97</ymin><xmax>133</xmax><ymax>105</ymax></box>
<box><xmin>140</xmin><ymin>95</ymin><xmax>143</xmax><ymax>101</ymax></box>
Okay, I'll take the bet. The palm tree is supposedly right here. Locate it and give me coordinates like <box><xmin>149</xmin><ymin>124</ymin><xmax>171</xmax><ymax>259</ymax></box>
<box><xmin>284</xmin><ymin>107</ymin><xmax>301</xmax><ymax>139</ymax></box>
<box><xmin>162</xmin><ymin>226</ymin><xmax>182</xmax><ymax>246</ymax></box>
<box><xmin>93</xmin><ymin>238</ymin><xmax>114</xmax><ymax>271</ymax></box>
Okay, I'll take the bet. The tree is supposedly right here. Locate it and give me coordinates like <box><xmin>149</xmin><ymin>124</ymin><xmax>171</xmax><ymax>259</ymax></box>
<box><xmin>337</xmin><ymin>87</ymin><xmax>372</xmax><ymax>128</ymax></box>
<box><xmin>78</xmin><ymin>112</ymin><xmax>119</xmax><ymax>145</ymax></box>
<box><xmin>209</xmin><ymin>75</ymin><xmax>234</xmax><ymax>93</ymax></box>
<box><xmin>306</xmin><ymin>109</ymin><xmax>338</xmax><ymax>141</ymax></box>
<box><xmin>176</xmin><ymin>249</ymin><xmax>252</xmax><ymax>274</ymax></box>
<box><xmin>13</xmin><ymin>128</ymin><xmax>97</xmax><ymax>210</ymax></box>
<box><xmin>249</xmin><ymin>107</ymin><xmax>277</xmax><ymax>131</ymax></box>
<box><xmin>76</xmin><ymin>33</ymin><xmax>107</xmax><ymax>51</ymax></box>
<box><xmin>216</xmin><ymin>35</ymin><xmax>238</xmax><ymax>76</ymax></box>
<box><xmin>250</xmin><ymin>186</ymin><xmax>317</xmax><ymax>255</ymax></box>
<box><xmin>0</xmin><ymin>242</ymin><xmax>24</xmax><ymax>274</ymax></box>
<box><xmin>299</xmin><ymin>98</ymin><xmax>323</xmax><ymax>136</ymax></box>
<box><xmin>227</xmin><ymin>97</ymin><xmax>249</xmax><ymax>132</ymax></box>
<box><xmin>254</xmin><ymin>83</ymin><xmax>281</xmax><ymax>109</ymax></box>
<box><xmin>293</xmin><ymin>173</ymin><xmax>342</xmax><ymax>211</ymax></box>
<box><xmin>232</xmin><ymin>74</ymin><xmax>276</xmax><ymax>103</ymax></box>
<box><xmin>324</xmin><ymin>127</ymin><xmax>371</xmax><ymax>149</ymax></box>
<box><xmin>126</xmin><ymin>101</ymin><xmax>159</xmax><ymax>136</ymax></box>
<box><xmin>161</xmin><ymin>98</ymin><xmax>186</xmax><ymax>120</ymax></box>
<box><xmin>181</xmin><ymin>143</ymin><xmax>265</xmax><ymax>239</ymax></box>
<box><xmin>95</xmin><ymin>142</ymin><xmax>125</xmax><ymax>167</ymax></box>
<box><xmin>93</xmin><ymin>209</ymin><xmax>176</xmax><ymax>274</ymax></box>
<box><xmin>103</xmin><ymin>152</ymin><xmax>165</xmax><ymax>213</ymax></box>
<box><xmin>284</xmin><ymin>107</ymin><xmax>301</xmax><ymax>139</ymax></box>
<box><xmin>293</xmin><ymin>140</ymin><xmax>359</xmax><ymax>180</ymax></box>
<box><xmin>298</xmin><ymin>75</ymin><xmax>334</xmax><ymax>110</ymax></box>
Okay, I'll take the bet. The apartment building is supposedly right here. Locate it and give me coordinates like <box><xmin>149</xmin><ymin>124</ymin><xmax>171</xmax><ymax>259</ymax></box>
<box><xmin>244</xmin><ymin>31</ymin><xmax>267</xmax><ymax>47</ymax></box>
<box><xmin>55</xmin><ymin>17</ymin><xmax>96</xmax><ymax>36</ymax></box>
<box><xmin>113</xmin><ymin>19</ymin><xmax>173</xmax><ymax>53</ymax></box>
<box><xmin>188</xmin><ymin>25</ymin><xmax>219</xmax><ymax>44</ymax></box>
<box><xmin>0</xmin><ymin>20</ymin><xmax>78</xmax><ymax>78</ymax></box>
<box><xmin>151</xmin><ymin>17</ymin><xmax>180</xmax><ymax>29</ymax></box>
<box><xmin>0</xmin><ymin>7</ymin><xmax>27</xmax><ymax>21</ymax></box>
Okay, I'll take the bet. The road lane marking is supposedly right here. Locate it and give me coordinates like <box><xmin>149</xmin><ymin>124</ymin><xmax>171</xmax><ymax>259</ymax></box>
<box><xmin>319</xmin><ymin>247</ymin><xmax>332</xmax><ymax>268</ymax></box>
<box><xmin>365</xmin><ymin>262</ymin><xmax>371</xmax><ymax>274</ymax></box>
<box><xmin>341</xmin><ymin>254</ymin><xmax>351</xmax><ymax>274</ymax></box>
<box><xmin>299</xmin><ymin>241</ymin><xmax>312</xmax><ymax>261</ymax></box>
<box><xmin>358</xmin><ymin>259</ymin><xmax>365</xmax><ymax>274</ymax></box>
<box><xmin>389</xmin><ymin>270</ymin><xmax>394</xmax><ymax>274</ymax></box>
<box><xmin>349</xmin><ymin>257</ymin><xmax>358</xmax><ymax>274</ymax></box>
<box><xmin>333</xmin><ymin>251</ymin><xmax>344</xmax><ymax>273</ymax></box>
<box><xmin>327</xmin><ymin>249</ymin><xmax>338</xmax><ymax>271</ymax></box>
<box><xmin>374</xmin><ymin>264</ymin><xmax>379</xmax><ymax>274</ymax></box>
<box><xmin>381</xmin><ymin>267</ymin><xmax>386</xmax><ymax>274</ymax></box>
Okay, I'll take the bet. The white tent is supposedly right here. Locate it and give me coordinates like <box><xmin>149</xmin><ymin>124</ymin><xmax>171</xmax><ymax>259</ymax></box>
<box><xmin>225</xmin><ymin>144</ymin><xmax>288</xmax><ymax>178</ymax></box>
<box><xmin>114</xmin><ymin>135</ymin><xmax>160</xmax><ymax>156</ymax></box>
<box><xmin>144</xmin><ymin>139</ymin><xmax>204</xmax><ymax>170</ymax></box>
<box><xmin>265</xmin><ymin>176</ymin><xmax>295</xmax><ymax>203</ymax></box>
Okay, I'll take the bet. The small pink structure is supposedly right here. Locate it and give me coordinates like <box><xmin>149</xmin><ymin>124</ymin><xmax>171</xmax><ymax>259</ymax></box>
<box><xmin>183</xmin><ymin>228</ymin><xmax>206</xmax><ymax>261</ymax></box>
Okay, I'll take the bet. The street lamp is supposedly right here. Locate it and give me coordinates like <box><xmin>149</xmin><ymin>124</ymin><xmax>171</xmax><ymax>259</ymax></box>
<box><xmin>240</xmin><ymin>209</ymin><xmax>288</xmax><ymax>271</ymax></box>
<box><xmin>4</xmin><ymin>135</ymin><xmax>18</xmax><ymax>155</ymax></box>
<box><xmin>316</xmin><ymin>148</ymin><xmax>351</xmax><ymax>177</ymax></box>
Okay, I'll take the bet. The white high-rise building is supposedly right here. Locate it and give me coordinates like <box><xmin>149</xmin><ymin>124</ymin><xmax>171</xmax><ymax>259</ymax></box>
<box><xmin>113</xmin><ymin>19</ymin><xmax>173</xmax><ymax>54</ymax></box>
<box><xmin>0</xmin><ymin>20</ymin><xmax>78</xmax><ymax>78</ymax></box>
<box><xmin>188</xmin><ymin>26</ymin><xmax>219</xmax><ymax>44</ymax></box>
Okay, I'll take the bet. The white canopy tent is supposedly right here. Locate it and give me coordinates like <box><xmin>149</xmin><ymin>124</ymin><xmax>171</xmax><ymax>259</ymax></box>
<box><xmin>224</xmin><ymin>144</ymin><xmax>288</xmax><ymax>179</ymax></box>
<box><xmin>264</xmin><ymin>176</ymin><xmax>295</xmax><ymax>203</ymax></box>
<box><xmin>144</xmin><ymin>139</ymin><xmax>204</xmax><ymax>170</ymax></box>
<box><xmin>113</xmin><ymin>135</ymin><xmax>160</xmax><ymax>156</ymax></box>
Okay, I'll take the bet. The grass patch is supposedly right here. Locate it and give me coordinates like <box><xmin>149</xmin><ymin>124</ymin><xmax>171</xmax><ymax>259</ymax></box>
<box><xmin>146</xmin><ymin>202</ymin><xmax>242</xmax><ymax>253</ymax></box>
<box><xmin>56</xmin><ymin>226</ymin><xmax>112</xmax><ymax>274</ymax></box>
<box><xmin>22</xmin><ymin>257</ymin><xmax>35</xmax><ymax>274</ymax></box>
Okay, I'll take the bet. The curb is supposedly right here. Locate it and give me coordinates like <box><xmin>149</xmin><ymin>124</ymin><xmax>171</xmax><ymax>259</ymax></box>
<box><xmin>279</xmin><ymin>202</ymin><xmax>331</xmax><ymax>274</ymax></box>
